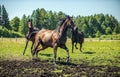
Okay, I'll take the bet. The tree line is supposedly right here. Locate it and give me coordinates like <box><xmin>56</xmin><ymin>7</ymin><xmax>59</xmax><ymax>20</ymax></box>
<box><xmin>0</xmin><ymin>5</ymin><xmax>120</xmax><ymax>38</ymax></box>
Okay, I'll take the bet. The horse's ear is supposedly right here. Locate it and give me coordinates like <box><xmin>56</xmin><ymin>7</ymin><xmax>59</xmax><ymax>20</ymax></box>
<box><xmin>28</xmin><ymin>19</ymin><xmax>30</xmax><ymax>22</ymax></box>
<box><xmin>66</xmin><ymin>15</ymin><xmax>74</xmax><ymax>20</ymax></box>
<box><xmin>66</xmin><ymin>15</ymin><xmax>70</xmax><ymax>19</ymax></box>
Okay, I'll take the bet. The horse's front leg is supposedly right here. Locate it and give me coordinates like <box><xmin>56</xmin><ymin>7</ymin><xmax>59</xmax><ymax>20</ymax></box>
<box><xmin>60</xmin><ymin>44</ymin><xmax>70</xmax><ymax>62</ymax></box>
<box><xmin>72</xmin><ymin>41</ymin><xmax>74</xmax><ymax>53</ymax></box>
<box><xmin>75</xmin><ymin>42</ymin><xmax>78</xmax><ymax>49</ymax></box>
<box><xmin>36</xmin><ymin>45</ymin><xmax>46</xmax><ymax>59</ymax></box>
<box><xmin>80</xmin><ymin>43</ymin><xmax>83</xmax><ymax>52</ymax></box>
<box><xmin>23</xmin><ymin>39</ymin><xmax>29</xmax><ymax>55</ymax></box>
<box><xmin>53</xmin><ymin>43</ymin><xmax>58</xmax><ymax>65</ymax></box>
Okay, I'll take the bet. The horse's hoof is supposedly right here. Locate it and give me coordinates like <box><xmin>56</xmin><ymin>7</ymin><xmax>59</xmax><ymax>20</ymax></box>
<box><xmin>66</xmin><ymin>59</ymin><xmax>69</xmax><ymax>63</ymax></box>
<box><xmin>32</xmin><ymin>58</ymin><xmax>36</xmax><ymax>62</ymax></box>
<box><xmin>23</xmin><ymin>52</ymin><xmax>25</xmax><ymax>55</ymax></box>
<box><xmin>32</xmin><ymin>58</ymin><xmax>36</xmax><ymax>60</ymax></box>
<box><xmin>53</xmin><ymin>62</ymin><xmax>57</xmax><ymax>66</ymax></box>
<box><xmin>36</xmin><ymin>58</ymin><xmax>40</xmax><ymax>61</ymax></box>
<box><xmin>32</xmin><ymin>58</ymin><xmax>40</xmax><ymax>62</ymax></box>
<box><xmin>58</xmin><ymin>57</ymin><xmax>61</xmax><ymax>61</ymax></box>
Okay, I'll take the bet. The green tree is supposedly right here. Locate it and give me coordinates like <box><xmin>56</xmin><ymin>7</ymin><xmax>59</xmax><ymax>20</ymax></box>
<box><xmin>48</xmin><ymin>11</ymin><xmax>58</xmax><ymax>29</ymax></box>
<box><xmin>58</xmin><ymin>11</ymin><xmax>66</xmax><ymax>19</ymax></box>
<box><xmin>10</xmin><ymin>16</ymin><xmax>20</xmax><ymax>32</ymax></box>
<box><xmin>82</xmin><ymin>23</ymin><xmax>88</xmax><ymax>37</ymax></box>
<box><xmin>96</xmin><ymin>13</ymin><xmax>105</xmax><ymax>25</ymax></box>
<box><xmin>105</xmin><ymin>27</ymin><xmax>112</xmax><ymax>34</ymax></box>
<box><xmin>1</xmin><ymin>5</ymin><xmax>11</xmax><ymax>30</ymax></box>
<box><xmin>96</xmin><ymin>31</ymin><xmax>101</xmax><ymax>37</ymax></box>
<box><xmin>88</xmin><ymin>17</ymin><xmax>95</xmax><ymax>37</ymax></box>
<box><xmin>74</xmin><ymin>13</ymin><xmax>120</xmax><ymax>37</ymax></box>
<box><xmin>31</xmin><ymin>8</ymin><xmax>41</xmax><ymax>29</ymax></box>
<box><xmin>19</xmin><ymin>14</ymin><xmax>28</xmax><ymax>35</ymax></box>
<box><xmin>113</xmin><ymin>22</ymin><xmax>120</xmax><ymax>34</ymax></box>
<box><xmin>101</xmin><ymin>21</ymin><xmax>106</xmax><ymax>34</ymax></box>
<box><xmin>0</xmin><ymin>5</ymin><xmax>1</xmax><ymax>25</ymax></box>
<box><xmin>39</xmin><ymin>8</ymin><xmax>47</xmax><ymax>28</ymax></box>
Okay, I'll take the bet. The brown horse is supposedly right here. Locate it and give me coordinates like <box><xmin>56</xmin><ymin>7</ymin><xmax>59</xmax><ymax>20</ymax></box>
<box><xmin>31</xmin><ymin>16</ymin><xmax>75</xmax><ymax>64</ymax></box>
<box><xmin>71</xmin><ymin>26</ymin><xmax>84</xmax><ymax>53</ymax></box>
<box><xmin>23</xmin><ymin>19</ymin><xmax>39</xmax><ymax>55</ymax></box>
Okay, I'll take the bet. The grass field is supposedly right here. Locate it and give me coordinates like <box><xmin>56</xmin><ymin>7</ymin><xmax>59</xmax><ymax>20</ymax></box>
<box><xmin>0</xmin><ymin>38</ymin><xmax>120</xmax><ymax>66</ymax></box>
<box><xmin>0</xmin><ymin>38</ymin><xmax>120</xmax><ymax>76</ymax></box>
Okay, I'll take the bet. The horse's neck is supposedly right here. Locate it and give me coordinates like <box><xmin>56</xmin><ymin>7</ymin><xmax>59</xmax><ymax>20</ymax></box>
<box><xmin>29</xmin><ymin>27</ymin><xmax>38</xmax><ymax>33</ymax></box>
<box><xmin>72</xmin><ymin>31</ymin><xmax>76</xmax><ymax>36</ymax></box>
<box><xmin>59</xmin><ymin>22</ymin><xmax>68</xmax><ymax>38</ymax></box>
<box><xmin>72</xmin><ymin>30</ymin><xmax>78</xmax><ymax>40</ymax></box>
<box><xmin>29</xmin><ymin>27</ymin><xmax>34</xmax><ymax>32</ymax></box>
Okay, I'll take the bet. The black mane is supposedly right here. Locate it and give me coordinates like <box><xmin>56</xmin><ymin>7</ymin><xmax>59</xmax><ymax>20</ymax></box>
<box><xmin>59</xmin><ymin>18</ymin><xmax>66</xmax><ymax>27</ymax></box>
<box><xmin>55</xmin><ymin>18</ymin><xmax>66</xmax><ymax>32</ymax></box>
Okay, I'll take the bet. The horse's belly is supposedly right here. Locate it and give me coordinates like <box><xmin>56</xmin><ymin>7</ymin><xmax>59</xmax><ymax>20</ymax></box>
<box><xmin>41</xmin><ymin>33</ymin><xmax>53</xmax><ymax>46</ymax></box>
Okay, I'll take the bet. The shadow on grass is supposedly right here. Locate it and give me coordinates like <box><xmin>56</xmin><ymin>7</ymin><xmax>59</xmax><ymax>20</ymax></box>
<box><xmin>31</xmin><ymin>58</ymin><xmax>77</xmax><ymax>66</ymax></box>
<box><xmin>56</xmin><ymin>61</ymin><xmax>77</xmax><ymax>66</ymax></box>
<box><xmin>39</xmin><ymin>53</ymin><xmax>52</xmax><ymax>57</ymax></box>
<box><xmin>83</xmin><ymin>51</ymin><xmax>96</xmax><ymax>54</ymax></box>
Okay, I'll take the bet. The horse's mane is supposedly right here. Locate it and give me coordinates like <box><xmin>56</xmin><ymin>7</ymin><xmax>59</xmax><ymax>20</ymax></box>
<box><xmin>55</xmin><ymin>18</ymin><xmax>66</xmax><ymax>32</ymax></box>
<box><xmin>59</xmin><ymin>18</ymin><xmax>66</xmax><ymax>27</ymax></box>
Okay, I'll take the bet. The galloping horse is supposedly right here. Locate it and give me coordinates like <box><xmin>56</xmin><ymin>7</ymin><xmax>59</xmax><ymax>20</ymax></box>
<box><xmin>31</xmin><ymin>16</ymin><xmax>75</xmax><ymax>64</ymax></box>
<box><xmin>71</xmin><ymin>26</ymin><xmax>84</xmax><ymax>53</ymax></box>
<box><xmin>23</xmin><ymin>19</ymin><xmax>39</xmax><ymax>55</ymax></box>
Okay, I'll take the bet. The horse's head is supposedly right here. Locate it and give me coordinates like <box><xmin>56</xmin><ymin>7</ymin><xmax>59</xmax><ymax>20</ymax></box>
<box><xmin>28</xmin><ymin>19</ymin><xmax>33</xmax><ymax>29</ymax></box>
<box><xmin>27</xmin><ymin>19</ymin><xmax>33</xmax><ymax>35</ymax></box>
<box><xmin>26</xmin><ymin>19</ymin><xmax>39</xmax><ymax>40</ymax></box>
<box><xmin>65</xmin><ymin>16</ymin><xmax>75</xmax><ymax>29</ymax></box>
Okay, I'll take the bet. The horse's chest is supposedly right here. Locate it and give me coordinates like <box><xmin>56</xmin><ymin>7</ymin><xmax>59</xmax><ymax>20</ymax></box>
<box><xmin>59</xmin><ymin>36</ymin><xmax>67</xmax><ymax>44</ymax></box>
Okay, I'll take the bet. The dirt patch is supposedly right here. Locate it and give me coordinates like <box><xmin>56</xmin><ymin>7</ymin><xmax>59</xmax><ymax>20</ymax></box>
<box><xmin>0</xmin><ymin>60</ymin><xmax>120</xmax><ymax>77</ymax></box>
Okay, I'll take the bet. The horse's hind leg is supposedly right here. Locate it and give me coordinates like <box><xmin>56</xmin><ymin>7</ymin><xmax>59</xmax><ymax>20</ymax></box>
<box><xmin>75</xmin><ymin>42</ymin><xmax>78</xmax><ymax>49</ymax></box>
<box><xmin>72</xmin><ymin>42</ymin><xmax>74</xmax><ymax>53</ymax></box>
<box><xmin>31</xmin><ymin>41</ymin><xmax>34</xmax><ymax>55</ymax></box>
<box><xmin>80</xmin><ymin>43</ymin><xmax>82</xmax><ymax>52</ymax></box>
<box><xmin>32</xmin><ymin>40</ymin><xmax>40</xmax><ymax>60</ymax></box>
<box><xmin>60</xmin><ymin>44</ymin><xmax>70</xmax><ymax>62</ymax></box>
<box><xmin>36</xmin><ymin>45</ymin><xmax>46</xmax><ymax>59</ymax></box>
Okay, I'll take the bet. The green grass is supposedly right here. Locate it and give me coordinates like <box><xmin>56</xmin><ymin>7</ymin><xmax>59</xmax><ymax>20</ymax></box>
<box><xmin>0</xmin><ymin>38</ymin><xmax>120</xmax><ymax>67</ymax></box>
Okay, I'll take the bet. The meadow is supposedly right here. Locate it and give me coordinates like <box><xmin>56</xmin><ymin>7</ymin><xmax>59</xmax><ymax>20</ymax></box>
<box><xmin>0</xmin><ymin>38</ymin><xmax>120</xmax><ymax>66</ymax></box>
<box><xmin>0</xmin><ymin>38</ymin><xmax>120</xmax><ymax>76</ymax></box>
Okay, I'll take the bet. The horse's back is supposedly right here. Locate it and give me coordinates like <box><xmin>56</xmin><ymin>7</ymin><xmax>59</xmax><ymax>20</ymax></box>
<box><xmin>37</xmin><ymin>29</ymin><xmax>55</xmax><ymax>46</ymax></box>
<box><xmin>77</xmin><ymin>32</ymin><xmax>84</xmax><ymax>43</ymax></box>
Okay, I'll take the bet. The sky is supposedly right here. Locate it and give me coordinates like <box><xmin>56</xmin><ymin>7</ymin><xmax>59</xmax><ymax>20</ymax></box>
<box><xmin>0</xmin><ymin>0</ymin><xmax>120</xmax><ymax>21</ymax></box>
